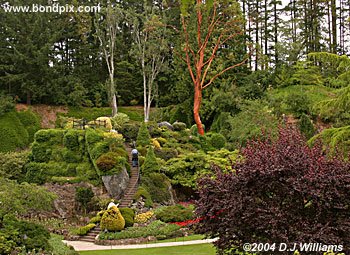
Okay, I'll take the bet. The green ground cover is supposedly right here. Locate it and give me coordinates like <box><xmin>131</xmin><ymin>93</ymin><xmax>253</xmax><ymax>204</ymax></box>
<box><xmin>64</xmin><ymin>106</ymin><xmax>146</xmax><ymax>122</ymax></box>
<box><xmin>79</xmin><ymin>244</ymin><xmax>216</xmax><ymax>255</ymax></box>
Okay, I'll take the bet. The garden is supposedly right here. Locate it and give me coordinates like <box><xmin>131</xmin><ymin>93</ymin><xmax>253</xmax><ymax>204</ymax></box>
<box><xmin>1</xmin><ymin>0</ymin><xmax>350</xmax><ymax>254</ymax></box>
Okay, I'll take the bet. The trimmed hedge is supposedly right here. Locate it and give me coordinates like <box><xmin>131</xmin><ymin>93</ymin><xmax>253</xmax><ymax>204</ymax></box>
<box><xmin>119</xmin><ymin>208</ymin><xmax>135</xmax><ymax>228</ymax></box>
<box><xmin>0</xmin><ymin>111</ymin><xmax>29</xmax><ymax>153</ymax></box>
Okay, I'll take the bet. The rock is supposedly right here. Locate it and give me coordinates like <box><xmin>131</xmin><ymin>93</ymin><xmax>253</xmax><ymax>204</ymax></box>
<box><xmin>158</xmin><ymin>121</ymin><xmax>174</xmax><ymax>131</ymax></box>
<box><xmin>102</xmin><ymin>168</ymin><xmax>129</xmax><ymax>199</ymax></box>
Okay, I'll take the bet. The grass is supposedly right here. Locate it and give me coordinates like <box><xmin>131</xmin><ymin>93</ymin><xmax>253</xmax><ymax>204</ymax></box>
<box><xmin>79</xmin><ymin>243</ymin><xmax>216</xmax><ymax>255</ymax></box>
<box><xmin>153</xmin><ymin>235</ymin><xmax>206</xmax><ymax>243</ymax></box>
<box><xmin>65</xmin><ymin>106</ymin><xmax>145</xmax><ymax>122</ymax></box>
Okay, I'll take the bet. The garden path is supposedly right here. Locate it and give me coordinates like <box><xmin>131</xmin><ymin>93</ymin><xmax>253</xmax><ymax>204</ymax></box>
<box><xmin>63</xmin><ymin>238</ymin><xmax>218</xmax><ymax>251</ymax></box>
<box><xmin>119</xmin><ymin>144</ymin><xmax>140</xmax><ymax>208</ymax></box>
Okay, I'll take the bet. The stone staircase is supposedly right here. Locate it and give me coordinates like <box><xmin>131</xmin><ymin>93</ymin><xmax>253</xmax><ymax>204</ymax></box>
<box><xmin>119</xmin><ymin>145</ymin><xmax>140</xmax><ymax>208</ymax></box>
<box><xmin>79</xmin><ymin>226</ymin><xmax>101</xmax><ymax>242</ymax></box>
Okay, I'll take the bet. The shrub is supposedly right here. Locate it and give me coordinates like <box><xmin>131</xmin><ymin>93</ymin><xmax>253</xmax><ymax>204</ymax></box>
<box><xmin>111</xmin><ymin>113</ymin><xmax>130</xmax><ymax>130</ymax></box>
<box><xmin>0</xmin><ymin>151</ymin><xmax>29</xmax><ymax>181</ymax></box>
<box><xmin>155</xmin><ymin>205</ymin><xmax>194</xmax><ymax>223</ymax></box>
<box><xmin>134</xmin><ymin>187</ymin><xmax>153</xmax><ymax>208</ymax></box>
<box><xmin>142</xmin><ymin>173</ymin><xmax>171</xmax><ymax>203</ymax></box>
<box><xmin>74</xmin><ymin>223</ymin><xmax>96</xmax><ymax>236</ymax></box>
<box><xmin>16</xmin><ymin>110</ymin><xmax>41</xmax><ymax>143</ymax></box>
<box><xmin>100</xmin><ymin>206</ymin><xmax>125</xmax><ymax>231</ymax></box>
<box><xmin>96</xmin><ymin>152</ymin><xmax>118</xmax><ymax>172</ymax></box>
<box><xmin>299</xmin><ymin>113</ymin><xmax>315</xmax><ymax>139</ymax></box>
<box><xmin>98</xmin><ymin>220</ymin><xmax>181</xmax><ymax>240</ymax></box>
<box><xmin>25</xmin><ymin>162</ymin><xmax>48</xmax><ymax>184</ymax></box>
<box><xmin>209</xmin><ymin>133</ymin><xmax>226</xmax><ymax>149</ymax></box>
<box><xmin>119</xmin><ymin>208</ymin><xmax>135</xmax><ymax>228</ymax></box>
<box><xmin>62</xmin><ymin>148</ymin><xmax>81</xmax><ymax>163</ymax></box>
<box><xmin>154</xmin><ymin>148</ymin><xmax>178</xmax><ymax>161</ymax></box>
<box><xmin>0</xmin><ymin>111</ymin><xmax>29</xmax><ymax>153</ymax></box>
<box><xmin>134</xmin><ymin>211</ymin><xmax>154</xmax><ymax>224</ymax></box>
<box><xmin>137</xmin><ymin>122</ymin><xmax>151</xmax><ymax>146</ymax></box>
<box><xmin>75</xmin><ymin>187</ymin><xmax>94</xmax><ymax>212</ymax></box>
<box><xmin>119</xmin><ymin>122</ymin><xmax>140</xmax><ymax>141</ymax></box>
<box><xmin>89</xmin><ymin>215</ymin><xmax>102</xmax><ymax>224</ymax></box>
<box><xmin>142</xmin><ymin>147</ymin><xmax>160</xmax><ymax>174</ymax></box>
<box><xmin>63</xmin><ymin>130</ymin><xmax>81</xmax><ymax>150</ymax></box>
<box><xmin>190</xmin><ymin>124</ymin><xmax>205</xmax><ymax>136</ymax></box>
<box><xmin>172</xmin><ymin>121</ymin><xmax>187</xmax><ymax>131</ymax></box>
<box><xmin>0</xmin><ymin>94</ymin><xmax>14</xmax><ymax>116</ymax></box>
<box><xmin>196</xmin><ymin>127</ymin><xmax>350</xmax><ymax>254</ymax></box>
<box><xmin>285</xmin><ymin>92</ymin><xmax>310</xmax><ymax>117</ymax></box>
<box><xmin>96</xmin><ymin>117</ymin><xmax>113</xmax><ymax>130</ymax></box>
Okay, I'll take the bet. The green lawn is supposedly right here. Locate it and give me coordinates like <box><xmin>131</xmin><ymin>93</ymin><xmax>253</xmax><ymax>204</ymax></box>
<box><xmin>154</xmin><ymin>235</ymin><xmax>206</xmax><ymax>243</ymax></box>
<box><xmin>79</xmin><ymin>244</ymin><xmax>216</xmax><ymax>255</ymax></box>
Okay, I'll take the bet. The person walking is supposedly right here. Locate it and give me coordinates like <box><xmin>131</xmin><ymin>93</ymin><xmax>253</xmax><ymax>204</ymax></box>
<box><xmin>131</xmin><ymin>147</ymin><xmax>139</xmax><ymax>167</ymax></box>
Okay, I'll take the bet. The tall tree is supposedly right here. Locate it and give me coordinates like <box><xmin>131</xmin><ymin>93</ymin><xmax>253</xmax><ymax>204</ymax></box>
<box><xmin>95</xmin><ymin>2</ymin><xmax>123</xmax><ymax>116</ymax></box>
<box><xmin>129</xmin><ymin>1</ymin><xmax>169</xmax><ymax>122</ymax></box>
<box><xmin>179</xmin><ymin>0</ymin><xmax>248</xmax><ymax>135</ymax></box>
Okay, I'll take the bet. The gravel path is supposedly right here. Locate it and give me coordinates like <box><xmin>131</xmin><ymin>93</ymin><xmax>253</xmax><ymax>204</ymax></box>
<box><xmin>63</xmin><ymin>238</ymin><xmax>217</xmax><ymax>251</ymax></box>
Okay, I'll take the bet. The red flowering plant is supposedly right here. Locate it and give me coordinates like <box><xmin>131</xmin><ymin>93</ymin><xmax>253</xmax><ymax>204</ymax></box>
<box><xmin>196</xmin><ymin>127</ymin><xmax>350</xmax><ymax>254</ymax></box>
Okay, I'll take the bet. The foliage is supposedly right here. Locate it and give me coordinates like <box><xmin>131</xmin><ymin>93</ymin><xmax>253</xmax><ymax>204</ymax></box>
<box><xmin>0</xmin><ymin>111</ymin><xmax>29</xmax><ymax>153</ymax></box>
<box><xmin>308</xmin><ymin>125</ymin><xmax>350</xmax><ymax>158</ymax></box>
<box><xmin>289</xmin><ymin>61</ymin><xmax>324</xmax><ymax>86</ymax></box>
<box><xmin>155</xmin><ymin>205</ymin><xmax>194</xmax><ymax>223</ymax></box>
<box><xmin>98</xmin><ymin>220</ymin><xmax>181</xmax><ymax>241</ymax></box>
<box><xmin>315</xmin><ymin>86</ymin><xmax>350</xmax><ymax>126</ymax></box>
<box><xmin>298</xmin><ymin>114</ymin><xmax>315</xmax><ymax>139</ymax></box>
<box><xmin>96</xmin><ymin>117</ymin><xmax>113</xmax><ymax>130</ymax></box>
<box><xmin>100</xmin><ymin>206</ymin><xmax>125</xmax><ymax>231</ymax></box>
<box><xmin>111</xmin><ymin>113</ymin><xmax>130</xmax><ymax>130</ymax></box>
<box><xmin>133</xmin><ymin>187</ymin><xmax>153</xmax><ymax>208</ymax></box>
<box><xmin>154</xmin><ymin>148</ymin><xmax>178</xmax><ymax>161</ymax></box>
<box><xmin>172</xmin><ymin>121</ymin><xmax>187</xmax><ymax>131</ymax></box>
<box><xmin>196</xmin><ymin>128</ymin><xmax>350</xmax><ymax>254</ymax></box>
<box><xmin>74</xmin><ymin>223</ymin><xmax>96</xmax><ymax>236</ymax></box>
<box><xmin>0</xmin><ymin>215</ymin><xmax>51</xmax><ymax>254</ymax></box>
<box><xmin>16</xmin><ymin>110</ymin><xmax>41</xmax><ymax>143</ymax></box>
<box><xmin>0</xmin><ymin>178</ymin><xmax>56</xmax><ymax>217</ymax></box>
<box><xmin>190</xmin><ymin>124</ymin><xmax>205</xmax><ymax>136</ymax></box>
<box><xmin>221</xmin><ymin>100</ymin><xmax>278</xmax><ymax>148</ymax></box>
<box><xmin>164</xmin><ymin>149</ymin><xmax>239</xmax><ymax>188</ymax></box>
<box><xmin>75</xmin><ymin>187</ymin><xmax>94</xmax><ymax>212</ymax></box>
<box><xmin>119</xmin><ymin>122</ymin><xmax>140</xmax><ymax>141</ymax></box>
<box><xmin>0</xmin><ymin>151</ymin><xmax>29</xmax><ymax>181</ymax></box>
<box><xmin>119</xmin><ymin>208</ymin><xmax>135</xmax><ymax>228</ymax></box>
<box><xmin>134</xmin><ymin>211</ymin><xmax>154</xmax><ymax>224</ymax></box>
<box><xmin>284</xmin><ymin>93</ymin><xmax>311</xmax><ymax>117</ymax></box>
<box><xmin>0</xmin><ymin>94</ymin><xmax>15</xmax><ymax>116</ymax></box>
<box><xmin>137</xmin><ymin>122</ymin><xmax>151</xmax><ymax>146</ymax></box>
<box><xmin>141</xmin><ymin>173</ymin><xmax>171</xmax><ymax>203</ymax></box>
<box><xmin>48</xmin><ymin>234</ymin><xmax>79</xmax><ymax>255</ymax></box>
<box><xmin>142</xmin><ymin>147</ymin><xmax>160</xmax><ymax>174</ymax></box>
<box><xmin>208</xmin><ymin>133</ymin><xmax>226</xmax><ymax>149</ymax></box>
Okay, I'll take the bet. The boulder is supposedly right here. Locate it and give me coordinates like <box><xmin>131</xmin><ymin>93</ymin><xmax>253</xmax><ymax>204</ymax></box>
<box><xmin>102</xmin><ymin>168</ymin><xmax>129</xmax><ymax>199</ymax></box>
<box><xmin>158</xmin><ymin>121</ymin><xmax>174</xmax><ymax>131</ymax></box>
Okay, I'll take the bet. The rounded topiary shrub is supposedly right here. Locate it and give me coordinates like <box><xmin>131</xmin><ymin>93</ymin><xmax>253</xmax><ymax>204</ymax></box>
<box><xmin>172</xmin><ymin>121</ymin><xmax>187</xmax><ymax>131</ymax></box>
<box><xmin>96</xmin><ymin>152</ymin><xmax>118</xmax><ymax>172</ymax></box>
<box><xmin>119</xmin><ymin>208</ymin><xmax>135</xmax><ymax>228</ymax></box>
<box><xmin>209</xmin><ymin>133</ymin><xmax>226</xmax><ymax>149</ymax></box>
<box><xmin>100</xmin><ymin>206</ymin><xmax>125</xmax><ymax>231</ymax></box>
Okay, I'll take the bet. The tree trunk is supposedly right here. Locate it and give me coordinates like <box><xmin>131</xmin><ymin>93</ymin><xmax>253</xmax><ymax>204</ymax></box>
<box><xmin>193</xmin><ymin>85</ymin><xmax>204</xmax><ymax>136</ymax></box>
<box><xmin>112</xmin><ymin>93</ymin><xmax>117</xmax><ymax>117</ymax></box>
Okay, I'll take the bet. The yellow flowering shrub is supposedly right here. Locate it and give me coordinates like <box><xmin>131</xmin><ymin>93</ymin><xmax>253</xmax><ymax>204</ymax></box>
<box><xmin>96</xmin><ymin>117</ymin><xmax>113</xmax><ymax>130</ymax></box>
<box><xmin>134</xmin><ymin>211</ymin><xmax>154</xmax><ymax>224</ymax></box>
<box><xmin>151</xmin><ymin>138</ymin><xmax>161</xmax><ymax>149</ymax></box>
